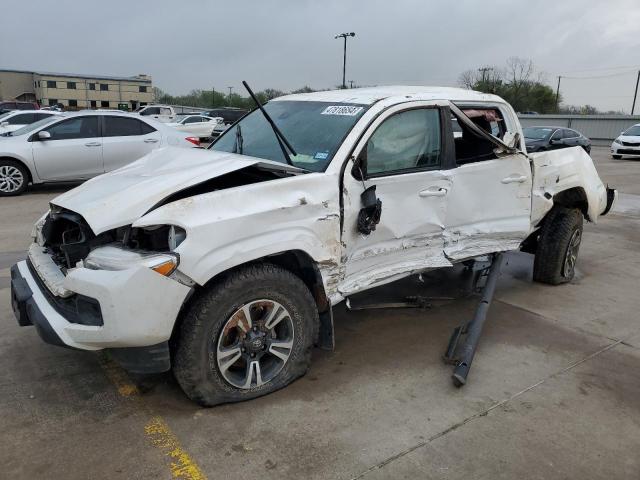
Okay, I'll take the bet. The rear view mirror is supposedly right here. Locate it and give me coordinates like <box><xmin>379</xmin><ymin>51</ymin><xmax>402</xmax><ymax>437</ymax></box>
<box><xmin>38</xmin><ymin>131</ymin><xmax>51</xmax><ymax>140</ymax></box>
<box><xmin>0</xmin><ymin>121</ymin><xmax>8</xmax><ymax>127</ymax></box>
<box><xmin>550</xmin><ymin>139</ymin><xmax>561</xmax><ymax>145</ymax></box>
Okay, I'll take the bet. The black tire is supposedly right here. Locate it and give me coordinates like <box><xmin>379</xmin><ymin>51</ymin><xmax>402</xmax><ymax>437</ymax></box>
<box><xmin>173</xmin><ymin>263</ymin><xmax>318</xmax><ymax>406</ymax></box>
<box><xmin>0</xmin><ymin>159</ymin><xmax>29</xmax><ymax>196</ymax></box>
<box><xmin>583</xmin><ymin>145</ymin><xmax>591</xmax><ymax>154</ymax></box>
<box><xmin>533</xmin><ymin>207</ymin><xmax>583</xmax><ymax>285</ymax></box>
<box><xmin>612</xmin><ymin>155</ymin><xmax>622</xmax><ymax>159</ymax></box>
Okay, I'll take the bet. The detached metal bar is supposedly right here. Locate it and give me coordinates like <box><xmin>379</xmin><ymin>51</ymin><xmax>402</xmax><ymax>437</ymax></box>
<box><xmin>451</xmin><ymin>252</ymin><xmax>504</xmax><ymax>387</ymax></box>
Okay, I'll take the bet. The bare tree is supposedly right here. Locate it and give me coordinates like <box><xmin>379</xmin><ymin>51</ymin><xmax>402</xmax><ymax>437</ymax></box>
<box><xmin>458</xmin><ymin>69</ymin><xmax>479</xmax><ymax>89</ymax></box>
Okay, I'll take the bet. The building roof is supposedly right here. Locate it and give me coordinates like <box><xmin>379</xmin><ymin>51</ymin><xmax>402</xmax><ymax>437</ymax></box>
<box><xmin>275</xmin><ymin>85</ymin><xmax>504</xmax><ymax>106</ymax></box>
<box><xmin>0</xmin><ymin>68</ymin><xmax>152</xmax><ymax>83</ymax></box>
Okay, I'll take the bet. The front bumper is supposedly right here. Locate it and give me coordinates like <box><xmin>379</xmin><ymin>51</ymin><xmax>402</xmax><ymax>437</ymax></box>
<box><xmin>611</xmin><ymin>143</ymin><xmax>640</xmax><ymax>156</ymax></box>
<box><xmin>10</xmin><ymin>254</ymin><xmax>192</xmax><ymax>351</ymax></box>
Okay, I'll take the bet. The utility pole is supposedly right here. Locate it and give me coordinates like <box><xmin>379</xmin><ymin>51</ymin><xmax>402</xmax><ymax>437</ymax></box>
<box><xmin>334</xmin><ymin>32</ymin><xmax>356</xmax><ymax>89</ymax></box>
<box><xmin>555</xmin><ymin>76</ymin><xmax>562</xmax><ymax>112</ymax></box>
<box><xmin>478</xmin><ymin>67</ymin><xmax>492</xmax><ymax>83</ymax></box>
<box><xmin>632</xmin><ymin>70</ymin><xmax>640</xmax><ymax>115</ymax></box>
<box><xmin>227</xmin><ymin>86</ymin><xmax>233</xmax><ymax>106</ymax></box>
<box><xmin>212</xmin><ymin>87</ymin><xmax>215</xmax><ymax>108</ymax></box>
<box><xmin>349</xmin><ymin>80</ymin><xmax>355</xmax><ymax>89</ymax></box>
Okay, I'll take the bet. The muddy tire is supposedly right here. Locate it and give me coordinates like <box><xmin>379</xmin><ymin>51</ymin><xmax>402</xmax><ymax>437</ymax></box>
<box><xmin>0</xmin><ymin>160</ymin><xmax>29</xmax><ymax>196</ymax></box>
<box><xmin>533</xmin><ymin>207</ymin><xmax>583</xmax><ymax>285</ymax></box>
<box><xmin>173</xmin><ymin>263</ymin><xmax>318</xmax><ymax>406</ymax></box>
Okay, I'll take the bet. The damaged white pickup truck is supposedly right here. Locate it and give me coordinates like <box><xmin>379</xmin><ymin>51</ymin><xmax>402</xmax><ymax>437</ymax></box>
<box><xmin>11</xmin><ymin>86</ymin><xmax>616</xmax><ymax>406</ymax></box>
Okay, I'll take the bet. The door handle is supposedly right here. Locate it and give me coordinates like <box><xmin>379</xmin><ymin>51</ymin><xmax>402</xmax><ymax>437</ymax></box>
<box><xmin>418</xmin><ymin>187</ymin><xmax>448</xmax><ymax>197</ymax></box>
<box><xmin>501</xmin><ymin>175</ymin><xmax>527</xmax><ymax>184</ymax></box>
<box><xmin>84</xmin><ymin>142</ymin><xmax>101</xmax><ymax>147</ymax></box>
<box><xmin>144</xmin><ymin>138</ymin><xmax>159</xmax><ymax>143</ymax></box>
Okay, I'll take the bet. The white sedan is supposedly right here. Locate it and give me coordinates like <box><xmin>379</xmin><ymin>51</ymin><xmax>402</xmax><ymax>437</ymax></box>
<box><xmin>611</xmin><ymin>123</ymin><xmax>640</xmax><ymax>159</ymax></box>
<box><xmin>0</xmin><ymin>110</ymin><xmax>62</xmax><ymax>135</ymax></box>
<box><xmin>167</xmin><ymin>115</ymin><xmax>223</xmax><ymax>139</ymax></box>
<box><xmin>0</xmin><ymin>111</ymin><xmax>198</xmax><ymax>196</ymax></box>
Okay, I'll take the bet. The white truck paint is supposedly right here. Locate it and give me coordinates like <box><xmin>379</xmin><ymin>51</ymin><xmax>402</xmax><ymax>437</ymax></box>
<box><xmin>11</xmin><ymin>86</ymin><xmax>615</xmax><ymax>364</ymax></box>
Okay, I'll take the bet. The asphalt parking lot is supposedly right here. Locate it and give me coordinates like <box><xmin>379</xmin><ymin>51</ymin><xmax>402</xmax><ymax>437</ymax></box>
<box><xmin>1</xmin><ymin>146</ymin><xmax>639</xmax><ymax>479</ymax></box>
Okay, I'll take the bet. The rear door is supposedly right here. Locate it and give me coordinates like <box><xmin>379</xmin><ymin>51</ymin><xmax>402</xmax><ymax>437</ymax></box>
<box><xmin>31</xmin><ymin>116</ymin><xmax>103</xmax><ymax>180</ymax></box>
<box><xmin>442</xmin><ymin>105</ymin><xmax>532</xmax><ymax>260</ymax></box>
<box><xmin>101</xmin><ymin>116</ymin><xmax>161</xmax><ymax>172</ymax></box>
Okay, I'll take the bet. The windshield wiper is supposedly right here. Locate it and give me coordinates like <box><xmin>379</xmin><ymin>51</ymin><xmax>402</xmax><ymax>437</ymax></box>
<box><xmin>242</xmin><ymin>80</ymin><xmax>297</xmax><ymax>167</ymax></box>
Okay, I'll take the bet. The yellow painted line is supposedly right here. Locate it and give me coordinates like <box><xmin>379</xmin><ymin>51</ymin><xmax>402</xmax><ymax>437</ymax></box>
<box><xmin>145</xmin><ymin>416</ymin><xmax>207</xmax><ymax>480</ymax></box>
<box><xmin>98</xmin><ymin>354</ymin><xmax>207</xmax><ymax>480</ymax></box>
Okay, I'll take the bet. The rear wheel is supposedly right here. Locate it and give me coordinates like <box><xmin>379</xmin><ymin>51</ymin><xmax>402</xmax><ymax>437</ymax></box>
<box><xmin>173</xmin><ymin>263</ymin><xmax>318</xmax><ymax>406</ymax></box>
<box><xmin>533</xmin><ymin>207</ymin><xmax>583</xmax><ymax>285</ymax></box>
<box><xmin>0</xmin><ymin>160</ymin><xmax>28</xmax><ymax>196</ymax></box>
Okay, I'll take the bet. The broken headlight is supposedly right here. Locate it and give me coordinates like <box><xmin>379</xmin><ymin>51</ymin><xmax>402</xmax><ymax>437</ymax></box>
<box><xmin>85</xmin><ymin>246</ymin><xmax>179</xmax><ymax>277</ymax></box>
<box><xmin>126</xmin><ymin>224</ymin><xmax>186</xmax><ymax>252</ymax></box>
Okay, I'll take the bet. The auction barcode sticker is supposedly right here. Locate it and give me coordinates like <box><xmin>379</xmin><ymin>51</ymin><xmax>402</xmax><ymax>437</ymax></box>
<box><xmin>321</xmin><ymin>105</ymin><xmax>364</xmax><ymax>116</ymax></box>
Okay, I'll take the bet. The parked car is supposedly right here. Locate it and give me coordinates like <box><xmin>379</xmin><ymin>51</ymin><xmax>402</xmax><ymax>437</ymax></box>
<box><xmin>0</xmin><ymin>101</ymin><xmax>40</xmax><ymax>114</ymax></box>
<box><xmin>166</xmin><ymin>114</ymin><xmax>223</xmax><ymax>140</ymax></box>
<box><xmin>0</xmin><ymin>110</ymin><xmax>62</xmax><ymax>135</ymax></box>
<box><xmin>135</xmin><ymin>104</ymin><xmax>177</xmax><ymax>123</ymax></box>
<box><xmin>611</xmin><ymin>124</ymin><xmax>640</xmax><ymax>159</ymax></box>
<box><xmin>203</xmin><ymin>107</ymin><xmax>249</xmax><ymax>136</ymax></box>
<box><xmin>524</xmin><ymin>126</ymin><xmax>591</xmax><ymax>153</ymax></box>
<box><xmin>10</xmin><ymin>86</ymin><xmax>616</xmax><ymax>406</ymax></box>
<box><xmin>0</xmin><ymin>111</ymin><xmax>198</xmax><ymax>195</ymax></box>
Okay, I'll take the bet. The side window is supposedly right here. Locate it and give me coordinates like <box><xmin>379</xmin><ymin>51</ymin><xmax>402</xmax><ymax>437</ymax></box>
<box><xmin>563</xmin><ymin>129</ymin><xmax>579</xmax><ymax>139</ymax></box>
<box><xmin>551</xmin><ymin>129</ymin><xmax>563</xmax><ymax>141</ymax></box>
<box><xmin>140</xmin><ymin>121</ymin><xmax>156</xmax><ymax>135</ymax></box>
<box><xmin>104</xmin><ymin>116</ymin><xmax>153</xmax><ymax>137</ymax></box>
<box><xmin>44</xmin><ymin>117</ymin><xmax>99</xmax><ymax>140</ymax></box>
<box><xmin>9</xmin><ymin>113</ymin><xmax>35</xmax><ymax>125</ymax></box>
<box><xmin>140</xmin><ymin>107</ymin><xmax>160</xmax><ymax>116</ymax></box>
<box><xmin>184</xmin><ymin>116</ymin><xmax>202</xmax><ymax>124</ymax></box>
<box><xmin>366</xmin><ymin>108</ymin><xmax>441</xmax><ymax>176</ymax></box>
<box><xmin>160</xmin><ymin>107</ymin><xmax>172</xmax><ymax>115</ymax></box>
<box><xmin>35</xmin><ymin>113</ymin><xmax>53</xmax><ymax>121</ymax></box>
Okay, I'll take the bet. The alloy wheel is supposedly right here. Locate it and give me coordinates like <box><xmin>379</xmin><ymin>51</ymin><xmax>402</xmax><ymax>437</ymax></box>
<box><xmin>0</xmin><ymin>165</ymin><xmax>24</xmax><ymax>193</ymax></box>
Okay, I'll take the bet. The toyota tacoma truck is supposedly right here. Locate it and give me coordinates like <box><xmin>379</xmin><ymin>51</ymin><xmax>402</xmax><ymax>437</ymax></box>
<box><xmin>10</xmin><ymin>86</ymin><xmax>616</xmax><ymax>406</ymax></box>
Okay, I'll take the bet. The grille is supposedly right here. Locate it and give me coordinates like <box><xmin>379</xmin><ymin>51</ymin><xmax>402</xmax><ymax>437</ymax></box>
<box><xmin>621</xmin><ymin>141</ymin><xmax>640</xmax><ymax>147</ymax></box>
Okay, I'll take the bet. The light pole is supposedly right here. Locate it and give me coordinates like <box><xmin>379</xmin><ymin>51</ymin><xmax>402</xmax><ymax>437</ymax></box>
<box><xmin>335</xmin><ymin>32</ymin><xmax>355</xmax><ymax>89</ymax></box>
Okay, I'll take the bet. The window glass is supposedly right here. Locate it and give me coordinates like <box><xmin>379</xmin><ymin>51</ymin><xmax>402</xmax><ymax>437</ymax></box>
<box><xmin>68</xmin><ymin>99</ymin><xmax>78</xmax><ymax>108</ymax></box>
<box><xmin>67</xmin><ymin>82</ymin><xmax>76</xmax><ymax>89</ymax></box>
<box><xmin>211</xmin><ymin>101</ymin><xmax>367</xmax><ymax>171</ymax></box>
<box><xmin>46</xmin><ymin>81</ymin><xmax>56</xmax><ymax>88</ymax></box>
<box><xmin>141</xmin><ymin>107</ymin><xmax>160</xmax><ymax>115</ymax></box>
<box><xmin>89</xmin><ymin>83</ymin><xmax>96</xmax><ymax>90</ymax></box>
<box><xmin>551</xmin><ymin>129</ymin><xmax>563</xmax><ymax>140</ymax></box>
<box><xmin>104</xmin><ymin>116</ymin><xmax>155</xmax><ymax>137</ymax></box>
<box><xmin>563</xmin><ymin>129</ymin><xmax>579</xmax><ymax>139</ymax></box>
<box><xmin>90</xmin><ymin>100</ymin><xmax>97</xmax><ymax>108</ymax></box>
<box><xmin>8</xmin><ymin>113</ymin><xmax>35</xmax><ymax>125</ymax></box>
<box><xmin>140</xmin><ymin>122</ymin><xmax>155</xmax><ymax>135</ymax></box>
<box><xmin>100</xmin><ymin>84</ymin><xmax>109</xmax><ymax>91</ymax></box>
<box><xmin>139</xmin><ymin>86</ymin><xmax>147</xmax><ymax>93</ymax></box>
<box><xmin>101</xmin><ymin>101</ymin><xmax>109</xmax><ymax>108</ymax></box>
<box><xmin>366</xmin><ymin>108</ymin><xmax>441</xmax><ymax>176</ymax></box>
<box><xmin>184</xmin><ymin>116</ymin><xmax>202</xmax><ymax>124</ymax></box>
<box><xmin>35</xmin><ymin>113</ymin><xmax>54</xmax><ymax>121</ymax></box>
<box><xmin>160</xmin><ymin>107</ymin><xmax>172</xmax><ymax>115</ymax></box>
<box><xmin>49</xmin><ymin>99</ymin><xmax>58</xmax><ymax>106</ymax></box>
<box><xmin>44</xmin><ymin>116</ymin><xmax>99</xmax><ymax>140</ymax></box>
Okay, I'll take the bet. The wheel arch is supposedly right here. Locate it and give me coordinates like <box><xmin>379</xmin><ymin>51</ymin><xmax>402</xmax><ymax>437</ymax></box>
<box><xmin>0</xmin><ymin>156</ymin><xmax>33</xmax><ymax>183</ymax></box>
<box><xmin>170</xmin><ymin>249</ymin><xmax>332</xmax><ymax>348</ymax></box>
<box><xmin>552</xmin><ymin>187</ymin><xmax>589</xmax><ymax>220</ymax></box>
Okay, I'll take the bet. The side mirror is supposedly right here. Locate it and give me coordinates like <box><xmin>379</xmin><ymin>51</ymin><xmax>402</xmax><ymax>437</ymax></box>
<box><xmin>503</xmin><ymin>131</ymin><xmax>520</xmax><ymax>149</ymax></box>
<box><xmin>351</xmin><ymin>150</ymin><xmax>366</xmax><ymax>180</ymax></box>
<box><xmin>550</xmin><ymin>138</ymin><xmax>562</xmax><ymax>145</ymax></box>
<box><xmin>0</xmin><ymin>121</ymin><xmax>8</xmax><ymax>127</ymax></box>
<box><xmin>38</xmin><ymin>131</ymin><xmax>51</xmax><ymax>140</ymax></box>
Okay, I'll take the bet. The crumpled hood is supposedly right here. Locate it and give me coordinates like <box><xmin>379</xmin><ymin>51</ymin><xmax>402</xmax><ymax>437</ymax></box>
<box><xmin>52</xmin><ymin>147</ymin><xmax>293</xmax><ymax>234</ymax></box>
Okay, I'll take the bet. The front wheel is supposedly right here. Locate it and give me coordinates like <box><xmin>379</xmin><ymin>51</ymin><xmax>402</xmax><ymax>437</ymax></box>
<box><xmin>533</xmin><ymin>207</ymin><xmax>583</xmax><ymax>285</ymax></box>
<box><xmin>0</xmin><ymin>160</ymin><xmax>28</xmax><ymax>196</ymax></box>
<box><xmin>173</xmin><ymin>263</ymin><xmax>318</xmax><ymax>406</ymax></box>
